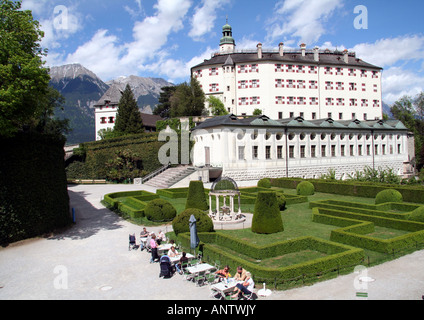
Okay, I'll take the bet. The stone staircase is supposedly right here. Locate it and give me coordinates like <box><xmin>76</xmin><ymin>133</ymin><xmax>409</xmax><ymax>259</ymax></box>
<box><xmin>144</xmin><ymin>165</ymin><xmax>196</xmax><ymax>189</ymax></box>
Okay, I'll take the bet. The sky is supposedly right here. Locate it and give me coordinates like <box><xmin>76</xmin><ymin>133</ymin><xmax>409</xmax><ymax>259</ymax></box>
<box><xmin>21</xmin><ymin>0</ymin><xmax>424</xmax><ymax>104</ymax></box>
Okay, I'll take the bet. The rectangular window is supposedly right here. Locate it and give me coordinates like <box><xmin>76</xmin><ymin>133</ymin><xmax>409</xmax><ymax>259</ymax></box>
<box><xmin>266</xmin><ymin>146</ymin><xmax>271</xmax><ymax>159</ymax></box>
<box><xmin>252</xmin><ymin>146</ymin><xmax>258</xmax><ymax>159</ymax></box>
<box><xmin>311</xmin><ymin>145</ymin><xmax>316</xmax><ymax>158</ymax></box>
<box><xmin>277</xmin><ymin>146</ymin><xmax>283</xmax><ymax>159</ymax></box>
<box><xmin>321</xmin><ymin>145</ymin><xmax>326</xmax><ymax>157</ymax></box>
<box><xmin>238</xmin><ymin>146</ymin><xmax>245</xmax><ymax>160</ymax></box>
<box><xmin>300</xmin><ymin>146</ymin><xmax>306</xmax><ymax>158</ymax></box>
<box><xmin>289</xmin><ymin>146</ymin><xmax>295</xmax><ymax>158</ymax></box>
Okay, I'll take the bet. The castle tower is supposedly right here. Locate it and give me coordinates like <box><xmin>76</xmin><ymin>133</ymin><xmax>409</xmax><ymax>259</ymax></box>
<box><xmin>219</xmin><ymin>20</ymin><xmax>236</xmax><ymax>54</ymax></box>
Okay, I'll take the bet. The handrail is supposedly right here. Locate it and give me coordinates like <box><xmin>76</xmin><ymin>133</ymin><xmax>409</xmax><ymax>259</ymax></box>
<box><xmin>140</xmin><ymin>164</ymin><xmax>170</xmax><ymax>184</ymax></box>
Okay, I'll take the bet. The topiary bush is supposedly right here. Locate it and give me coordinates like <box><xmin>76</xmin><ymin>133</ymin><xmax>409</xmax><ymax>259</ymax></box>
<box><xmin>375</xmin><ymin>189</ymin><xmax>403</xmax><ymax>205</ymax></box>
<box><xmin>251</xmin><ymin>192</ymin><xmax>284</xmax><ymax>234</ymax></box>
<box><xmin>408</xmin><ymin>206</ymin><xmax>424</xmax><ymax>223</ymax></box>
<box><xmin>276</xmin><ymin>192</ymin><xmax>287</xmax><ymax>211</ymax></box>
<box><xmin>172</xmin><ymin>208</ymin><xmax>214</xmax><ymax>235</ymax></box>
<box><xmin>257</xmin><ymin>178</ymin><xmax>271</xmax><ymax>188</ymax></box>
<box><xmin>297</xmin><ymin>181</ymin><xmax>315</xmax><ymax>196</ymax></box>
<box><xmin>144</xmin><ymin>199</ymin><xmax>177</xmax><ymax>222</ymax></box>
<box><xmin>185</xmin><ymin>180</ymin><xmax>209</xmax><ymax>211</ymax></box>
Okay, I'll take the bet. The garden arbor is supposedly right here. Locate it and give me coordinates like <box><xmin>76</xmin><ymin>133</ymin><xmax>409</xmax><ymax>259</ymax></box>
<box><xmin>208</xmin><ymin>177</ymin><xmax>243</xmax><ymax>221</ymax></box>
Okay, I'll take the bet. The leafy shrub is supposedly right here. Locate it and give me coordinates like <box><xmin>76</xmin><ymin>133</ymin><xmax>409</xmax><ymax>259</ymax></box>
<box><xmin>252</xmin><ymin>192</ymin><xmax>284</xmax><ymax>234</ymax></box>
<box><xmin>144</xmin><ymin>199</ymin><xmax>177</xmax><ymax>222</ymax></box>
<box><xmin>257</xmin><ymin>178</ymin><xmax>271</xmax><ymax>188</ymax></box>
<box><xmin>408</xmin><ymin>206</ymin><xmax>424</xmax><ymax>223</ymax></box>
<box><xmin>276</xmin><ymin>192</ymin><xmax>287</xmax><ymax>211</ymax></box>
<box><xmin>185</xmin><ymin>181</ymin><xmax>208</xmax><ymax>211</ymax></box>
<box><xmin>297</xmin><ymin>181</ymin><xmax>315</xmax><ymax>196</ymax></box>
<box><xmin>375</xmin><ymin>189</ymin><xmax>403</xmax><ymax>205</ymax></box>
<box><xmin>172</xmin><ymin>208</ymin><xmax>214</xmax><ymax>235</ymax></box>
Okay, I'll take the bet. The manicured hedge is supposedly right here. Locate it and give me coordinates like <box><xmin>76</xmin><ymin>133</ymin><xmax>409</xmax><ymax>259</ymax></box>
<box><xmin>172</xmin><ymin>208</ymin><xmax>214</xmax><ymax>235</ymax></box>
<box><xmin>270</xmin><ymin>178</ymin><xmax>424</xmax><ymax>204</ymax></box>
<box><xmin>103</xmin><ymin>190</ymin><xmax>159</xmax><ymax>219</ymax></box>
<box><xmin>176</xmin><ymin>232</ymin><xmax>364</xmax><ymax>283</ymax></box>
<box><xmin>252</xmin><ymin>192</ymin><xmax>284</xmax><ymax>234</ymax></box>
<box><xmin>185</xmin><ymin>181</ymin><xmax>209</xmax><ymax>211</ymax></box>
<box><xmin>311</xmin><ymin>203</ymin><xmax>424</xmax><ymax>253</ymax></box>
<box><xmin>297</xmin><ymin>181</ymin><xmax>315</xmax><ymax>196</ymax></box>
<box><xmin>0</xmin><ymin>133</ymin><xmax>71</xmax><ymax>244</ymax></box>
<box><xmin>375</xmin><ymin>189</ymin><xmax>403</xmax><ymax>205</ymax></box>
<box><xmin>144</xmin><ymin>199</ymin><xmax>177</xmax><ymax>222</ymax></box>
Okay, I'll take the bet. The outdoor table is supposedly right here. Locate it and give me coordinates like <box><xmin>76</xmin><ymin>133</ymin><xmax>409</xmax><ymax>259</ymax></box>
<box><xmin>157</xmin><ymin>243</ymin><xmax>173</xmax><ymax>254</ymax></box>
<box><xmin>187</xmin><ymin>263</ymin><xmax>215</xmax><ymax>274</ymax></box>
<box><xmin>211</xmin><ymin>279</ymin><xmax>242</xmax><ymax>295</ymax></box>
<box><xmin>169</xmin><ymin>253</ymin><xmax>194</xmax><ymax>265</ymax></box>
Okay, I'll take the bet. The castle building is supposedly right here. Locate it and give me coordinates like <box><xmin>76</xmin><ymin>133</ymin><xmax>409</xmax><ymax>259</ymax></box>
<box><xmin>191</xmin><ymin>114</ymin><xmax>412</xmax><ymax>180</ymax></box>
<box><xmin>191</xmin><ymin>22</ymin><xmax>383</xmax><ymax>121</ymax></box>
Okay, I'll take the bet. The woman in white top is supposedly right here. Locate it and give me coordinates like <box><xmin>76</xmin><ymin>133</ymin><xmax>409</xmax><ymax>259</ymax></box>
<box><xmin>231</xmin><ymin>272</ymin><xmax>254</xmax><ymax>299</ymax></box>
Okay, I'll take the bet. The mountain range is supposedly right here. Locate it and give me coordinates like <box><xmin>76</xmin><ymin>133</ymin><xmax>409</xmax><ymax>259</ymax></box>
<box><xmin>49</xmin><ymin>64</ymin><xmax>173</xmax><ymax>145</ymax></box>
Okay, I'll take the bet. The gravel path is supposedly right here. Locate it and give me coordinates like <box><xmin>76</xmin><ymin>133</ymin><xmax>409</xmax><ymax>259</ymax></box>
<box><xmin>0</xmin><ymin>184</ymin><xmax>422</xmax><ymax>300</ymax></box>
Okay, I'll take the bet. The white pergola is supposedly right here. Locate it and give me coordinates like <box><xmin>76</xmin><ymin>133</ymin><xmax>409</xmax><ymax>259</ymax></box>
<box><xmin>208</xmin><ymin>177</ymin><xmax>243</xmax><ymax>221</ymax></box>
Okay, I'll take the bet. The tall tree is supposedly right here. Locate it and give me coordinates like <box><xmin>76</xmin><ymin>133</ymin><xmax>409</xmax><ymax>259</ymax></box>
<box><xmin>154</xmin><ymin>86</ymin><xmax>176</xmax><ymax>118</ymax></box>
<box><xmin>170</xmin><ymin>77</ymin><xmax>205</xmax><ymax>117</ymax></box>
<box><xmin>0</xmin><ymin>0</ymin><xmax>51</xmax><ymax>137</ymax></box>
<box><xmin>391</xmin><ymin>93</ymin><xmax>424</xmax><ymax>170</ymax></box>
<box><xmin>114</xmin><ymin>84</ymin><xmax>144</xmax><ymax>135</ymax></box>
<box><xmin>208</xmin><ymin>96</ymin><xmax>228</xmax><ymax>116</ymax></box>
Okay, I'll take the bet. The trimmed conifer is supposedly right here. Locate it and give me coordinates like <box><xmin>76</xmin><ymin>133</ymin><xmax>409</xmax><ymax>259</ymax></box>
<box><xmin>114</xmin><ymin>84</ymin><xmax>144</xmax><ymax>134</ymax></box>
<box><xmin>185</xmin><ymin>180</ymin><xmax>209</xmax><ymax>211</ymax></box>
<box><xmin>252</xmin><ymin>191</ymin><xmax>284</xmax><ymax>234</ymax></box>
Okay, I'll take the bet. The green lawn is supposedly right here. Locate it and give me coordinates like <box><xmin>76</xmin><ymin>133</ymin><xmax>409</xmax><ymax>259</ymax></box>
<box><xmin>107</xmin><ymin>186</ymin><xmax>424</xmax><ymax>284</ymax></box>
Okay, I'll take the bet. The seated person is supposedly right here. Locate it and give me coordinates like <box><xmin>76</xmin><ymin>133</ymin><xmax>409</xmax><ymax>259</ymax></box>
<box><xmin>216</xmin><ymin>265</ymin><xmax>231</xmax><ymax>281</ymax></box>
<box><xmin>157</xmin><ymin>230</ymin><xmax>166</xmax><ymax>245</ymax></box>
<box><xmin>139</xmin><ymin>227</ymin><xmax>150</xmax><ymax>250</ymax></box>
<box><xmin>233</xmin><ymin>266</ymin><xmax>248</xmax><ymax>281</ymax></box>
<box><xmin>176</xmin><ymin>252</ymin><xmax>189</xmax><ymax>274</ymax></box>
<box><xmin>168</xmin><ymin>246</ymin><xmax>179</xmax><ymax>257</ymax></box>
<box><xmin>231</xmin><ymin>272</ymin><xmax>254</xmax><ymax>299</ymax></box>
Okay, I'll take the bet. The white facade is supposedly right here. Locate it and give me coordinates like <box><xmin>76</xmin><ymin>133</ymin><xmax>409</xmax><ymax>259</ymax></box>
<box><xmin>192</xmin><ymin>24</ymin><xmax>383</xmax><ymax>122</ymax></box>
<box><xmin>95</xmin><ymin>103</ymin><xmax>118</xmax><ymax>140</ymax></box>
<box><xmin>192</xmin><ymin>115</ymin><xmax>410</xmax><ymax>181</ymax></box>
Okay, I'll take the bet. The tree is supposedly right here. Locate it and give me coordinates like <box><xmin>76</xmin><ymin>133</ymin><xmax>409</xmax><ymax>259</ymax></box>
<box><xmin>391</xmin><ymin>93</ymin><xmax>424</xmax><ymax>170</ymax></box>
<box><xmin>114</xmin><ymin>84</ymin><xmax>144</xmax><ymax>135</ymax></box>
<box><xmin>154</xmin><ymin>86</ymin><xmax>176</xmax><ymax>118</ymax></box>
<box><xmin>0</xmin><ymin>0</ymin><xmax>51</xmax><ymax>137</ymax></box>
<box><xmin>208</xmin><ymin>96</ymin><xmax>228</xmax><ymax>116</ymax></box>
<box><xmin>170</xmin><ymin>77</ymin><xmax>205</xmax><ymax>117</ymax></box>
<box><xmin>253</xmin><ymin>108</ymin><xmax>262</xmax><ymax>116</ymax></box>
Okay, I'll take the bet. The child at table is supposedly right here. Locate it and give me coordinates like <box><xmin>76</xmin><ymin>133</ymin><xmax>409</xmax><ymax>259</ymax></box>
<box><xmin>168</xmin><ymin>246</ymin><xmax>179</xmax><ymax>257</ymax></box>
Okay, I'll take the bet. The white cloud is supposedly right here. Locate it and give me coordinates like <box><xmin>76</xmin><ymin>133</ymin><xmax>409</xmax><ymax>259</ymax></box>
<box><xmin>382</xmin><ymin>67</ymin><xmax>424</xmax><ymax>104</ymax></box>
<box><xmin>144</xmin><ymin>47</ymin><xmax>216</xmax><ymax>83</ymax></box>
<box><xmin>65</xmin><ymin>30</ymin><xmax>125</xmax><ymax>80</ymax></box>
<box><xmin>60</xmin><ymin>0</ymin><xmax>192</xmax><ymax>81</ymax></box>
<box><xmin>351</xmin><ymin>35</ymin><xmax>424</xmax><ymax>68</ymax></box>
<box><xmin>189</xmin><ymin>0</ymin><xmax>230</xmax><ymax>41</ymax></box>
<box><xmin>349</xmin><ymin>35</ymin><xmax>424</xmax><ymax>104</ymax></box>
<box><xmin>266</xmin><ymin>0</ymin><xmax>344</xmax><ymax>45</ymax></box>
<box><xmin>41</xmin><ymin>9</ymin><xmax>82</xmax><ymax>48</ymax></box>
<box><xmin>21</xmin><ymin>0</ymin><xmax>49</xmax><ymax>15</ymax></box>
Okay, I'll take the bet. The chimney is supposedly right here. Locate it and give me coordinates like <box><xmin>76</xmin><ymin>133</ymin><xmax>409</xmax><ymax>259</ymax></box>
<box><xmin>314</xmin><ymin>46</ymin><xmax>320</xmax><ymax>62</ymax></box>
<box><xmin>279</xmin><ymin>42</ymin><xmax>284</xmax><ymax>56</ymax></box>
<box><xmin>300</xmin><ymin>43</ymin><xmax>306</xmax><ymax>57</ymax></box>
<box><xmin>343</xmin><ymin>49</ymin><xmax>349</xmax><ymax>64</ymax></box>
<box><xmin>257</xmin><ymin>43</ymin><xmax>263</xmax><ymax>59</ymax></box>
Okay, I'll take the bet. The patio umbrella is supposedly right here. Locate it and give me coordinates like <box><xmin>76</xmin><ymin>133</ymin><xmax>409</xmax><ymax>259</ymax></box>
<box><xmin>189</xmin><ymin>214</ymin><xmax>200</xmax><ymax>249</ymax></box>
